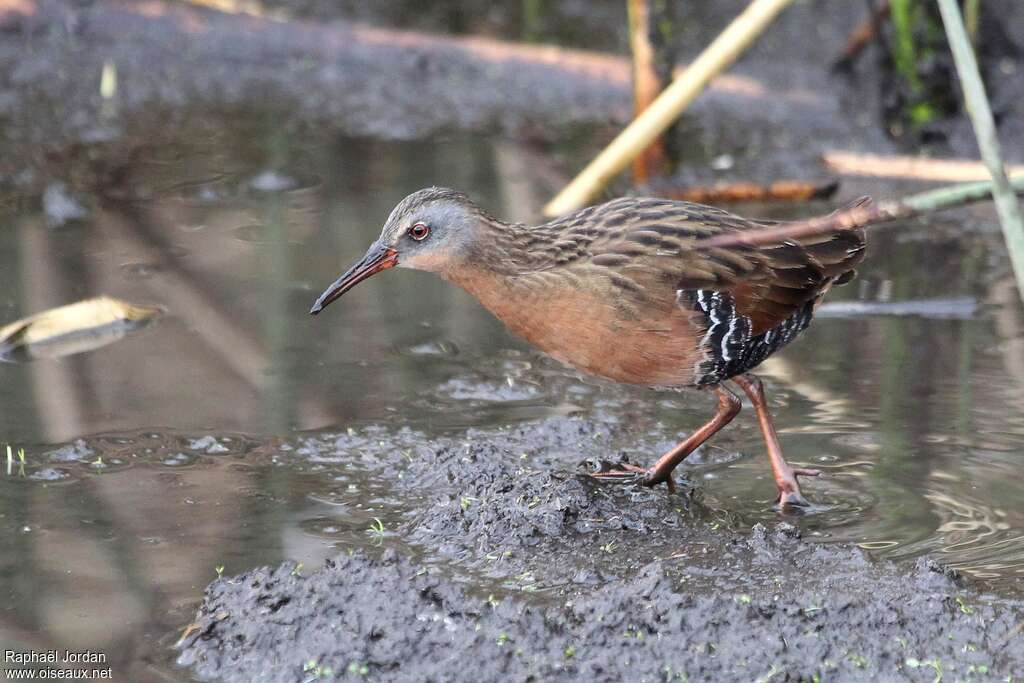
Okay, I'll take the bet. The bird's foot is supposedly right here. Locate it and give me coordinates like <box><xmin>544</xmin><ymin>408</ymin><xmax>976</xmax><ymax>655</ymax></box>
<box><xmin>775</xmin><ymin>467</ymin><xmax>821</xmax><ymax>510</ymax></box>
<box><xmin>586</xmin><ymin>459</ymin><xmax>676</xmax><ymax>493</ymax></box>
<box><xmin>586</xmin><ymin>459</ymin><xmax>648</xmax><ymax>480</ymax></box>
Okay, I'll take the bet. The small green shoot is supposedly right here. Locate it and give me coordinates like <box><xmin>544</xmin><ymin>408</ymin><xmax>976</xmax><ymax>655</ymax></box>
<box><xmin>563</xmin><ymin>645</ymin><xmax>575</xmax><ymax>659</ymax></box>
<box><xmin>756</xmin><ymin>664</ymin><xmax>780</xmax><ymax>683</ymax></box>
<box><xmin>847</xmin><ymin>653</ymin><xmax>868</xmax><ymax>669</ymax></box>
<box><xmin>5</xmin><ymin>446</ymin><xmax>27</xmax><ymax>477</ymax></box>
<box><xmin>303</xmin><ymin>659</ymin><xmax>334</xmax><ymax>679</ymax></box>
<box><xmin>367</xmin><ymin>518</ymin><xmax>387</xmax><ymax>545</ymax></box>
<box><xmin>485</xmin><ymin>550</ymin><xmax>513</xmax><ymax>563</ymax></box>
<box><xmin>663</xmin><ymin>666</ymin><xmax>691</xmax><ymax>682</ymax></box>
<box><xmin>906</xmin><ymin>658</ymin><xmax>943</xmax><ymax>682</ymax></box>
<box><xmin>215</xmin><ymin>565</ymin><xmax>225</xmax><ymax>578</ymax></box>
<box><xmin>345</xmin><ymin>661</ymin><xmax>367</xmax><ymax>676</ymax></box>
<box><xmin>955</xmin><ymin>595</ymin><xmax>974</xmax><ymax>614</ymax></box>
<box><xmin>623</xmin><ymin>624</ymin><xmax>646</xmax><ymax>640</ymax></box>
<box><xmin>513</xmin><ymin>570</ymin><xmax>537</xmax><ymax>592</ymax></box>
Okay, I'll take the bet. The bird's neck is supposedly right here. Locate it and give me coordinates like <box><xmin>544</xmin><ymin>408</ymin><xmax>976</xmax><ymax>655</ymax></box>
<box><xmin>438</xmin><ymin>215</ymin><xmax>539</xmax><ymax>302</ymax></box>
<box><xmin>451</xmin><ymin>214</ymin><xmax>538</xmax><ymax>276</ymax></box>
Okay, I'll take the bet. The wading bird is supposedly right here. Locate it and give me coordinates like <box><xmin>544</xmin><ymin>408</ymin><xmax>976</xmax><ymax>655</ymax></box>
<box><xmin>311</xmin><ymin>188</ymin><xmax>867</xmax><ymax>508</ymax></box>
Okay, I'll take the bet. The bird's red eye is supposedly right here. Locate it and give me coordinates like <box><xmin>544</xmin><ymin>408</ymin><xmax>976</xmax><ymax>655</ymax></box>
<box><xmin>409</xmin><ymin>222</ymin><xmax>430</xmax><ymax>241</ymax></box>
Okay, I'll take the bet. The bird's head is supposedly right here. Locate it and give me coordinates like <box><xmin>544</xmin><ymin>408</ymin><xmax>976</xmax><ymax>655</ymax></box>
<box><xmin>309</xmin><ymin>187</ymin><xmax>482</xmax><ymax>315</ymax></box>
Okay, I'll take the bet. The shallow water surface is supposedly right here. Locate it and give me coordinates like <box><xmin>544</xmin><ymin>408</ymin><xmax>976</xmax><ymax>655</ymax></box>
<box><xmin>1</xmin><ymin>113</ymin><xmax>1023</xmax><ymax>678</ymax></box>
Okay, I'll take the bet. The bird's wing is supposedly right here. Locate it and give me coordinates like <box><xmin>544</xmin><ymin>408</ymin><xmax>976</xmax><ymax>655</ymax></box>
<box><xmin>541</xmin><ymin>197</ymin><xmax>868</xmax><ymax>335</ymax></box>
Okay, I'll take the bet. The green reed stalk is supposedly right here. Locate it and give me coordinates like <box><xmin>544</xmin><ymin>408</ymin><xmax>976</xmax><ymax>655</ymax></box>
<box><xmin>937</xmin><ymin>0</ymin><xmax>1024</xmax><ymax>298</ymax></box>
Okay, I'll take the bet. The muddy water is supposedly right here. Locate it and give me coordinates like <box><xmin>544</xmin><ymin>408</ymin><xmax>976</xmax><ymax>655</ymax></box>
<box><xmin>1</xmin><ymin>115</ymin><xmax>1023</xmax><ymax>679</ymax></box>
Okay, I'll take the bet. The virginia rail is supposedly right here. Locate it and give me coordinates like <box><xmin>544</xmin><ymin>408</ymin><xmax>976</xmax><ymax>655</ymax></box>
<box><xmin>311</xmin><ymin>188</ymin><xmax>867</xmax><ymax>508</ymax></box>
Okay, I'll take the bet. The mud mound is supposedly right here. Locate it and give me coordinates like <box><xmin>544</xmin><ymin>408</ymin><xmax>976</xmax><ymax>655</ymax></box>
<box><xmin>178</xmin><ymin>527</ymin><xmax>1024</xmax><ymax>682</ymax></box>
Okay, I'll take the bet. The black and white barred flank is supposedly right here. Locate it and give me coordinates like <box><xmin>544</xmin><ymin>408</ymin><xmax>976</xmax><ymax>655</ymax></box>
<box><xmin>686</xmin><ymin>289</ymin><xmax>816</xmax><ymax>386</ymax></box>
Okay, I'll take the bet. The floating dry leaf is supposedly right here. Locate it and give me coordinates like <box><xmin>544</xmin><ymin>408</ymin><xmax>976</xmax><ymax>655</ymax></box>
<box><xmin>0</xmin><ymin>296</ymin><xmax>162</xmax><ymax>362</ymax></box>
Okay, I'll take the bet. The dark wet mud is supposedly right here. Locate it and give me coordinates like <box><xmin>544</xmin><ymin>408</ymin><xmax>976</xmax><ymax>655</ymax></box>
<box><xmin>180</xmin><ymin>551</ymin><xmax>1022</xmax><ymax>682</ymax></box>
<box><xmin>176</xmin><ymin>418</ymin><xmax>1024</xmax><ymax>682</ymax></box>
<box><xmin>180</xmin><ymin>550</ymin><xmax>1023</xmax><ymax>682</ymax></box>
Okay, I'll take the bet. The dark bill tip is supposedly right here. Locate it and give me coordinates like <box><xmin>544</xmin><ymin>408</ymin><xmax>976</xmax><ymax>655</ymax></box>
<box><xmin>309</xmin><ymin>243</ymin><xmax>398</xmax><ymax>316</ymax></box>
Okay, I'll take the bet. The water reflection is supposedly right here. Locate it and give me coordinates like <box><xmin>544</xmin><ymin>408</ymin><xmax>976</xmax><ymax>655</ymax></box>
<box><xmin>1</xmin><ymin>117</ymin><xmax>1023</xmax><ymax>678</ymax></box>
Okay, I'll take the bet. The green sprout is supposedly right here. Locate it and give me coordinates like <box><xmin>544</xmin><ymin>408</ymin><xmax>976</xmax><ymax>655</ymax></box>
<box><xmin>955</xmin><ymin>595</ymin><xmax>974</xmax><ymax>614</ymax></box>
<box><xmin>303</xmin><ymin>659</ymin><xmax>335</xmax><ymax>679</ymax></box>
<box><xmin>6</xmin><ymin>445</ymin><xmax>27</xmax><ymax>476</ymax></box>
<box><xmin>847</xmin><ymin>653</ymin><xmax>868</xmax><ymax>669</ymax></box>
<box><xmin>905</xmin><ymin>658</ymin><xmax>943</xmax><ymax>682</ymax></box>
<box><xmin>367</xmin><ymin>518</ymin><xmax>387</xmax><ymax>545</ymax></box>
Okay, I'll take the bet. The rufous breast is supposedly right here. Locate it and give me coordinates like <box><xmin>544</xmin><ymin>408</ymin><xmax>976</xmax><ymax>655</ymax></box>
<box><xmin>447</xmin><ymin>266</ymin><xmax>704</xmax><ymax>387</ymax></box>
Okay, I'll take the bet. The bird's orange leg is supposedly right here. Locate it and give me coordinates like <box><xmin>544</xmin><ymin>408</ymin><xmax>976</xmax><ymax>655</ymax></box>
<box><xmin>590</xmin><ymin>384</ymin><xmax>741</xmax><ymax>492</ymax></box>
<box><xmin>731</xmin><ymin>373</ymin><xmax>820</xmax><ymax>508</ymax></box>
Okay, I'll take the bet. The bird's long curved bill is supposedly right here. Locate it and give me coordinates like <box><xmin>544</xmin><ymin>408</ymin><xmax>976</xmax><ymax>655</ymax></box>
<box><xmin>309</xmin><ymin>242</ymin><xmax>398</xmax><ymax>315</ymax></box>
